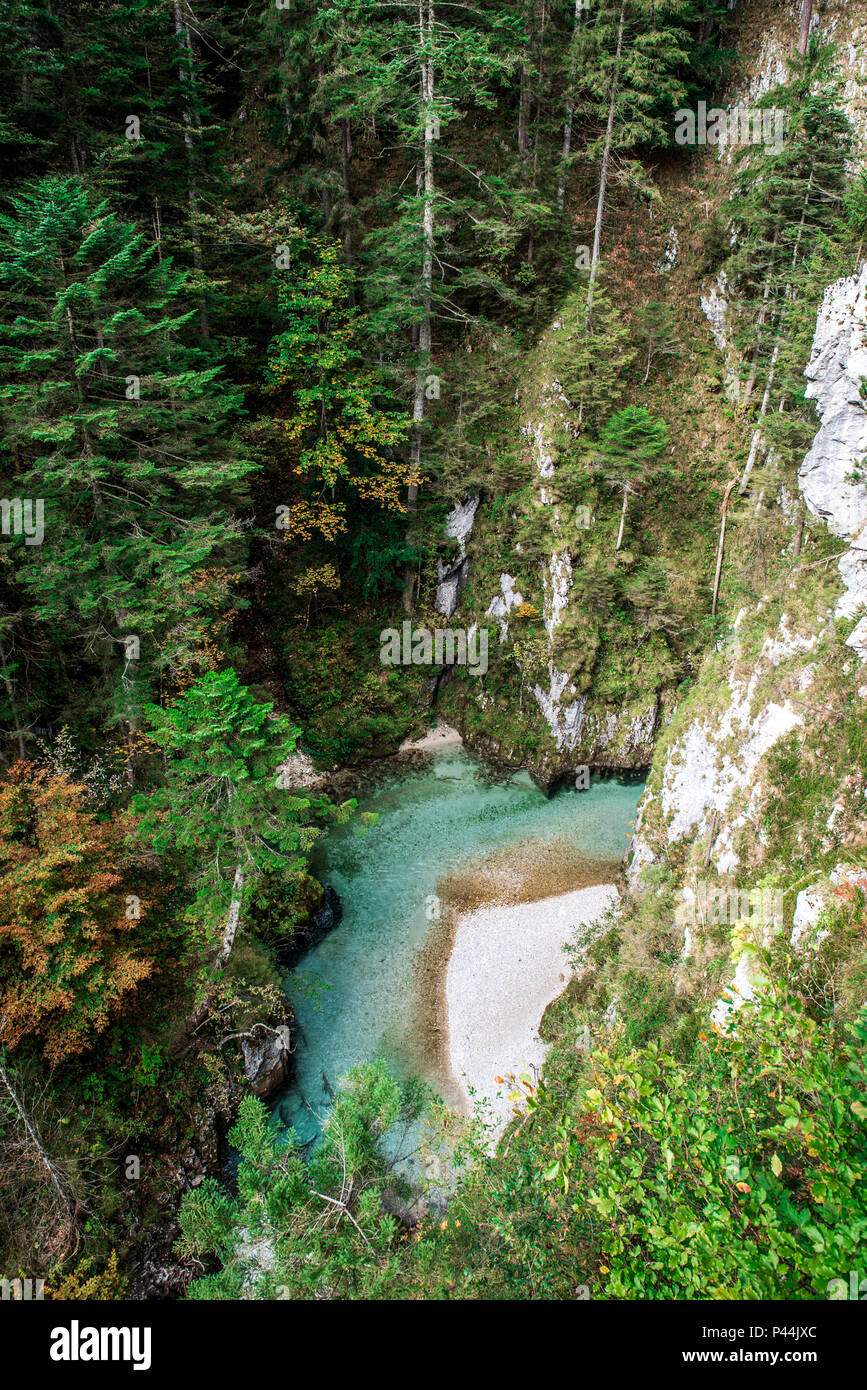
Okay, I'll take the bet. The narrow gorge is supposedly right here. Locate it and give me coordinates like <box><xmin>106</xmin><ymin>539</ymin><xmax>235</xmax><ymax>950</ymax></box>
<box><xmin>0</xmin><ymin>0</ymin><xmax>865</xmax><ymax>1324</ymax></box>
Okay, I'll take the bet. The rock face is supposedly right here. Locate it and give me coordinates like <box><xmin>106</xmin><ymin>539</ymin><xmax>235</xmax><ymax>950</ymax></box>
<box><xmin>241</xmin><ymin>1024</ymin><xmax>294</xmax><ymax>1099</ymax></box>
<box><xmin>435</xmin><ymin>495</ymin><xmax>480</xmax><ymax>618</ymax></box>
<box><xmin>791</xmin><ymin>886</ymin><xmax>831</xmax><ymax>954</ymax></box>
<box><xmin>627</xmin><ymin>543</ymin><xmax>837</xmax><ymax>886</ymax></box>
<box><xmin>486</xmin><ymin>572</ymin><xmax>524</xmax><ymax>642</ymax></box>
<box><xmin>311</xmin><ymin>882</ymin><xmax>342</xmax><ymax>939</ymax></box>
<box><xmin>701</xmin><ymin>269</ymin><xmax>739</xmax><ymax>396</ymax></box>
<box><xmin>517</xmin><ymin>386</ymin><xmax>660</xmax><ymax>771</ymax></box>
<box><xmin>520</xmin><ymin>383</ymin><xmax>586</xmax><ymax>750</ymax></box>
<box><xmin>629</xmin><ymin>257</ymin><xmax>867</xmax><ymax>887</ymax></box>
<box><xmin>799</xmin><ymin>264</ymin><xmax>867</xmax><ymax>661</ymax></box>
<box><xmin>726</xmin><ymin>1</ymin><xmax>867</xmax><ymax>159</ymax></box>
<box><xmin>532</xmin><ymin>668</ymin><xmax>587</xmax><ymax>754</ymax></box>
<box><xmin>709</xmin><ymin>948</ymin><xmax>768</xmax><ymax>1035</ymax></box>
<box><xmin>644</xmin><ymin>613</ymin><xmax>814</xmax><ymax>878</ymax></box>
<box><xmin>276</xmin><ymin>748</ymin><xmax>330</xmax><ymax>791</ymax></box>
<box><xmin>439</xmin><ymin>320</ymin><xmax>668</xmax><ymax>780</ymax></box>
<box><xmin>791</xmin><ymin>866</ymin><xmax>867</xmax><ymax>952</ymax></box>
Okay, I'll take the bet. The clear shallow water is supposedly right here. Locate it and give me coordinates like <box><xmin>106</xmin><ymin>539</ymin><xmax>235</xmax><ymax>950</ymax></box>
<box><xmin>272</xmin><ymin>748</ymin><xmax>644</xmax><ymax>1143</ymax></box>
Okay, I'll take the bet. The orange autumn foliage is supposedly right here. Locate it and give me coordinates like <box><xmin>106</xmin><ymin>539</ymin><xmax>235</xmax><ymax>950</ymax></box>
<box><xmin>0</xmin><ymin>764</ymin><xmax>151</xmax><ymax>1063</ymax></box>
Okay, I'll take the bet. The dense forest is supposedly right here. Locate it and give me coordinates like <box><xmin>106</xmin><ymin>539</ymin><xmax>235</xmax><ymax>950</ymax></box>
<box><xmin>1</xmin><ymin>0</ymin><xmax>866</xmax><ymax>1315</ymax></box>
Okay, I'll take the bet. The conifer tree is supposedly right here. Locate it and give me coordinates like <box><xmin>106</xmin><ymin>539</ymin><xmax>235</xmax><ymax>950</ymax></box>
<box><xmin>634</xmin><ymin>301</ymin><xmax>681</xmax><ymax>385</ymax></box>
<box><xmin>556</xmin><ymin>0</ymin><xmax>590</xmax><ymax>210</ymax></box>
<box><xmin>594</xmin><ymin>404</ymin><xmax>668</xmax><ymax>551</ymax></box>
<box><xmin>721</xmin><ymin>44</ymin><xmax>851</xmax><ymax>491</ymax></box>
<box><xmin>134</xmin><ymin>670</ymin><xmax>354</xmax><ymax>973</ymax></box>
<box><xmin>177</xmin><ymin>1062</ymin><xmax>430</xmax><ymax>1299</ymax></box>
<box><xmin>312</xmin><ymin>0</ymin><xmax>535</xmax><ymax>606</ymax></box>
<box><xmin>0</xmin><ymin>176</ymin><xmax>254</xmax><ymax>767</ymax></box>
<box><xmin>546</xmin><ymin>274</ymin><xmax>635</xmax><ymax>431</ymax></box>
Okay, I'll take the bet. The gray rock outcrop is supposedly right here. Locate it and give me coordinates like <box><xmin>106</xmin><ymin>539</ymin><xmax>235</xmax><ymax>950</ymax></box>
<box><xmin>435</xmin><ymin>496</ymin><xmax>480</xmax><ymax>618</ymax></box>
<box><xmin>799</xmin><ymin>263</ymin><xmax>867</xmax><ymax>660</ymax></box>
<box><xmin>241</xmin><ymin>1024</ymin><xmax>294</xmax><ymax>1099</ymax></box>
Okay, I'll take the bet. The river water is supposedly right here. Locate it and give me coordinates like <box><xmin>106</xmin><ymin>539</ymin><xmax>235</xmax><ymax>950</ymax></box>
<box><xmin>272</xmin><ymin>747</ymin><xmax>644</xmax><ymax>1144</ymax></box>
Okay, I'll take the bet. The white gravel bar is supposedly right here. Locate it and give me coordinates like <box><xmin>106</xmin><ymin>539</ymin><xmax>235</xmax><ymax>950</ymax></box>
<box><xmin>399</xmin><ymin>723</ymin><xmax>463</xmax><ymax>752</ymax></box>
<box><xmin>444</xmin><ymin>884</ymin><xmax>618</xmax><ymax>1130</ymax></box>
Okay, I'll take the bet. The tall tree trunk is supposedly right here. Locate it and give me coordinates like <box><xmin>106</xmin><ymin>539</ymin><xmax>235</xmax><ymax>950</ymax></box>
<box><xmin>529</xmin><ymin>0</ymin><xmax>547</xmax><ymax>189</ymax></box>
<box><xmin>153</xmin><ymin>194</ymin><xmax>163</xmax><ymax>260</ymax></box>
<box><xmin>791</xmin><ymin>497</ymin><xmax>806</xmax><ymax>559</ymax></box>
<box><xmin>518</xmin><ymin>65</ymin><xmax>531</xmax><ymax>155</ymax></box>
<box><xmin>172</xmin><ymin>0</ymin><xmax>210</xmax><ymax>343</ymax></box>
<box><xmin>712</xmin><ymin>478</ymin><xmax>738</xmax><ymax>616</ymax></box>
<box><xmin>556</xmin><ymin>0</ymin><xmax>583</xmax><ymax>209</ymax></box>
<box><xmin>341</xmin><ymin>118</ymin><xmax>356</xmax><ymax>308</ymax></box>
<box><xmin>184</xmin><ymin>862</ymin><xmax>247</xmax><ymax>1040</ymax></box>
<box><xmin>58</xmin><ymin>252</ymin><xmax>139</xmax><ymax>784</ymax></box>
<box><xmin>798</xmin><ymin>0</ymin><xmax>813</xmax><ymax>55</ymax></box>
<box><xmin>89</xmin><ymin>475</ymin><xmax>139</xmax><ymax>787</ymax></box>
<box><xmin>615</xmin><ymin>487</ymin><xmax>628</xmax><ymax>551</ymax></box>
<box><xmin>738</xmin><ymin>332</ymin><xmax>782</xmax><ymax>495</ymax></box>
<box><xmin>217</xmin><ymin>865</ymin><xmax>245</xmax><ymax>966</ymax></box>
<box><xmin>584</xmin><ymin>2</ymin><xmax>625</xmax><ymax>331</ymax></box>
<box><xmin>739</xmin><ymin>174</ymin><xmax>814</xmax><ymax>492</ymax></box>
<box><xmin>403</xmin><ymin>0</ymin><xmax>436</xmax><ymax>614</ymax></box>
<box><xmin>742</xmin><ymin>232</ymin><xmax>778</xmax><ymax>405</ymax></box>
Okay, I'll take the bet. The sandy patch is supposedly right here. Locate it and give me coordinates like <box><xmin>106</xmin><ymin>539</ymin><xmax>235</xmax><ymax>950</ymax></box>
<box><xmin>445</xmin><ymin>884</ymin><xmax>618</xmax><ymax>1128</ymax></box>
<box><xmin>410</xmin><ymin>836</ymin><xmax>619</xmax><ymax>1124</ymax></box>
<box><xmin>399</xmin><ymin>723</ymin><xmax>463</xmax><ymax>752</ymax></box>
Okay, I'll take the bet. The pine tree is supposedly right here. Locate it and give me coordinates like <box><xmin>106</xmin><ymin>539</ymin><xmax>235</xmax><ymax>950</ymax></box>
<box><xmin>556</xmin><ymin>0</ymin><xmax>591</xmax><ymax>210</ymax></box>
<box><xmin>177</xmin><ymin>1061</ymin><xmax>429</xmax><ymax>1299</ymax></box>
<box><xmin>634</xmin><ymin>301</ymin><xmax>681</xmax><ymax>385</ymax></box>
<box><xmin>593</xmin><ymin>405</ymin><xmax>668</xmax><ymax>551</ymax></box>
<box><xmin>546</xmin><ymin>274</ymin><xmax>635</xmax><ymax>432</ymax></box>
<box><xmin>311</xmin><ymin>0</ymin><xmax>535</xmax><ymax>607</ymax></box>
<box><xmin>721</xmin><ymin>44</ymin><xmax>851</xmax><ymax>492</ymax></box>
<box><xmin>134</xmin><ymin>670</ymin><xmax>354</xmax><ymax>973</ymax></box>
<box><xmin>0</xmin><ymin>0</ymin><xmax>236</xmax><ymax>341</ymax></box>
<box><xmin>0</xmin><ymin>176</ymin><xmax>255</xmax><ymax>769</ymax></box>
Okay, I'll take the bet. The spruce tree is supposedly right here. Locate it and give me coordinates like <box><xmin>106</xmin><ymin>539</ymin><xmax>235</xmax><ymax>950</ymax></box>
<box><xmin>594</xmin><ymin>404</ymin><xmax>668</xmax><ymax>551</ymax></box>
<box><xmin>134</xmin><ymin>670</ymin><xmax>354</xmax><ymax>969</ymax></box>
<box><xmin>721</xmin><ymin>44</ymin><xmax>851</xmax><ymax>492</ymax></box>
<box><xmin>0</xmin><ymin>176</ymin><xmax>254</xmax><ymax>768</ymax></box>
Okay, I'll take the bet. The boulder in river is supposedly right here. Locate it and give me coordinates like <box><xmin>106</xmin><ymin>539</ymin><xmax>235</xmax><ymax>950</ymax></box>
<box><xmin>241</xmin><ymin>1023</ymin><xmax>294</xmax><ymax>1099</ymax></box>
<box><xmin>275</xmin><ymin>882</ymin><xmax>343</xmax><ymax>971</ymax></box>
<box><xmin>311</xmin><ymin>883</ymin><xmax>342</xmax><ymax>939</ymax></box>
